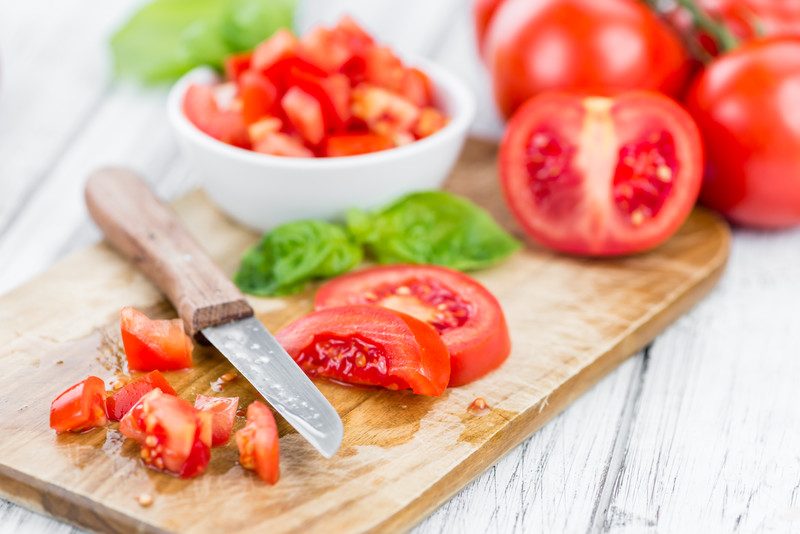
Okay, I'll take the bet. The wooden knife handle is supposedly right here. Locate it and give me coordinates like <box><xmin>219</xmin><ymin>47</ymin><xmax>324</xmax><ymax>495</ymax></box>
<box><xmin>85</xmin><ymin>168</ymin><xmax>253</xmax><ymax>336</ymax></box>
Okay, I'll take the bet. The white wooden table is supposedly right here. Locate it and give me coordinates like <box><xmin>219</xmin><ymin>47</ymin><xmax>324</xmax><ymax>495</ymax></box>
<box><xmin>2</xmin><ymin>1</ymin><xmax>800</xmax><ymax>532</ymax></box>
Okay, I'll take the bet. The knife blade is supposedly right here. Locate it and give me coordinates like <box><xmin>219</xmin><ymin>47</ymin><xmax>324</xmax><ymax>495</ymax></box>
<box><xmin>84</xmin><ymin>167</ymin><xmax>343</xmax><ymax>458</ymax></box>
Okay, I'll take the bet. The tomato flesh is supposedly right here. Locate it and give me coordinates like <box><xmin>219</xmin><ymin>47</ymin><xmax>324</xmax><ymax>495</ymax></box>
<box><xmin>50</xmin><ymin>376</ymin><xmax>107</xmax><ymax>433</ymax></box>
<box><xmin>324</xmin><ymin>133</ymin><xmax>393</xmax><ymax>157</ymax></box>
<box><xmin>120</xmin><ymin>307</ymin><xmax>193</xmax><ymax>372</ymax></box>
<box><xmin>106</xmin><ymin>371</ymin><xmax>176</xmax><ymax>421</ymax></box>
<box><xmin>236</xmin><ymin>401</ymin><xmax>280</xmax><ymax>485</ymax></box>
<box><xmin>315</xmin><ymin>265</ymin><xmax>511</xmax><ymax>386</ymax></box>
<box><xmin>183</xmin><ymin>85</ymin><xmax>249</xmax><ymax>148</ymax></box>
<box><xmin>500</xmin><ymin>91</ymin><xmax>702</xmax><ymax>256</ymax></box>
<box><xmin>194</xmin><ymin>395</ymin><xmax>239</xmax><ymax>447</ymax></box>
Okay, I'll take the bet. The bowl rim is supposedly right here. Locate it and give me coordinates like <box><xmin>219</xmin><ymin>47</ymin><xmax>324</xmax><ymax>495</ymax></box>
<box><xmin>167</xmin><ymin>56</ymin><xmax>476</xmax><ymax>170</ymax></box>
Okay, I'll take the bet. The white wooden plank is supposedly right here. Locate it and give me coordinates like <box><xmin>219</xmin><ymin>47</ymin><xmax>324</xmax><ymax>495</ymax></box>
<box><xmin>599</xmin><ymin>229</ymin><xmax>800</xmax><ymax>532</ymax></box>
<box><xmin>0</xmin><ymin>501</ymin><xmax>78</xmax><ymax>534</ymax></box>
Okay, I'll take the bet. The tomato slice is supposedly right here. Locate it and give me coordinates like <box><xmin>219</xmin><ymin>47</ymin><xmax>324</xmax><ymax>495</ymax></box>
<box><xmin>281</xmin><ymin>87</ymin><xmax>326</xmax><ymax>145</ymax></box>
<box><xmin>235</xmin><ymin>401</ymin><xmax>280</xmax><ymax>484</ymax></box>
<box><xmin>499</xmin><ymin>91</ymin><xmax>703</xmax><ymax>256</ymax></box>
<box><xmin>106</xmin><ymin>371</ymin><xmax>176</xmax><ymax>422</ymax></box>
<box><xmin>276</xmin><ymin>305</ymin><xmax>450</xmax><ymax>395</ymax></box>
<box><xmin>224</xmin><ymin>51</ymin><xmax>252</xmax><ymax>82</ymax></box>
<box><xmin>239</xmin><ymin>71</ymin><xmax>278</xmax><ymax>125</ymax></box>
<box><xmin>315</xmin><ymin>266</ymin><xmax>510</xmax><ymax>386</ymax></box>
<box><xmin>120</xmin><ymin>389</ymin><xmax>211</xmax><ymax>478</ymax></box>
<box><xmin>324</xmin><ymin>133</ymin><xmax>394</xmax><ymax>157</ymax></box>
<box><xmin>120</xmin><ymin>307</ymin><xmax>193</xmax><ymax>372</ymax></box>
<box><xmin>50</xmin><ymin>376</ymin><xmax>107</xmax><ymax>433</ymax></box>
<box><xmin>194</xmin><ymin>395</ymin><xmax>239</xmax><ymax>447</ymax></box>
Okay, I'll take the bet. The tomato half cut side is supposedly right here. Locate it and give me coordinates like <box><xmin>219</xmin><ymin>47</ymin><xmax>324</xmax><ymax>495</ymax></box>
<box><xmin>315</xmin><ymin>265</ymin><xmax>510</xmax><ymax>386</ymax></box>
<box><xmin>276</xmin><ymin>305</ymin><xmax>450</xmax><ymax>396</ymax></box>
<box><xmin>499</xmin><ymin>91</ymin><xmax>703</xmax><ymax>256</ymax></box>
<box><xmin>106</xmin><ymin>370</ymin><xmax>176</xmax><ymax>421</ymax></box>
<box><xmin>194</xmin><ymin>395</ymin><xmax>239</xmax><ymax>447</ymax></box>
<box><xmin>236</xmin><ymin>401</ymin><xmax>280</xmax><ymax>485</ymax></box>
<box><xmin>50</xmin><ymin>376</ymin><xmax>108</xmax><ymax>433</ymax></box>
<box><xmin>120</xmin><ymin>307</ymin><xmax>194</xmax><ymax>372</ymax></box>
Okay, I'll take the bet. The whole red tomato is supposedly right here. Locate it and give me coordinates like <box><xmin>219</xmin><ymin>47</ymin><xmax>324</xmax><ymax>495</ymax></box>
<box><xmin>478</xmin><ymin>0</ymin><xmax>691</xmax><ymax>118</ymax></box>
<box><xmin>686</xmin><ymin>38</ymin><xmax>800</xmax><ymax>228</ymax></box>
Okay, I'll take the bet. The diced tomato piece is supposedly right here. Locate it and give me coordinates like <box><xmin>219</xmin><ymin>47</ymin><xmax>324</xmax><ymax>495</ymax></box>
<box><xmin>264</xmin><ymin>56</ymin><xmax>328</xmax><ymax>92</ymax></box>
<box><xmin>105</xmin><ymin>371</ymin><xmax>176</xmax><ymax>421</ymax></box>
<box><xmin>239</xmin><ymin>71</ymin><xmax>278</xmax><ymax>125</ymax></box>
<box><xmin>236</xmin><ymin>401</ymin><xmax>280</xmax><ymax>484</ymax></box>
<box><xmin>335</xmin><ymin>15</ymin><xmax>374</xmax><ymax>50</ymax></box>
<box><xmin>254</xmin><ymin>132</ymin><xmax>314</xmax><ymax>157</ymax></box>
<box><xmin>194</xmin><ymin>395</ymin><xmax>238</xmax><ymax>447</ymax></box>
<box><xmin>299</xmin><ymin>26</ymin><xmax>355</xmax><ymax>73</ymax></box>
<box><xmin>224</xmin><ymin>51</ymin><xmax>252</xmax><ymax>82</ymax></box>
<box><xmin>252</xmin><ymin>29</ymin><xmax>298</xmax><ymax>72</ymax></box>
<box><xmin>401</xmin><ymin>68</ymin><xmax>434</xmax><ymax>107</ymax></box>
<box><xmin>364</xmin><ymin>46</ymin><xmax>406</xmax><ymax>92</ymax></box>
<box><xmin>351</xmin><ymin>84</ymin><xmax>421</xmax><ymax>134</ymax></box>
<box><xmin>281</xmin><ymin>87</ymin><xmax>326</xmax><ymax>145</ymax></box>
<box><xmin>120</xmin><ymin>307</ymin><xmax>193</xmax><ymax>372</ymax></box>
<box><xmin>183</xmin><ymin>84</ymin><xmax>250</xmax><ymax>148</ymax></box>
<box><xmin>120</xmin><ymin>389</ymin><xmax>211</xmax><ymax>478</ymax></box>
<box><xmin>50</xmin><ymin>376</ymin><xmax>107</xmax><ymax>433</ymax></box>
<box><xmin>414</xmin><ymin>107</ymin><xmax>448</xmax><ymax>138</ymax></box>
<box><xmin>324</xmin><ymin>133</ymin><xmax>394</xmax><ymax>157</ymax></box>
<box><xmin>248</xmin><ymin>116</ymin><xmax>283</xmax><ymax>145</ymax></box>
<box><xmin>287</xmin><ymin>70</ymin><xmax>352</xmax><ymax>129</ymax></box>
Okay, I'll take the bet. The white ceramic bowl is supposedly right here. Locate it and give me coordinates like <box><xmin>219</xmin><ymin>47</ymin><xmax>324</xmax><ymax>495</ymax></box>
<box><xmin>167</xmin><ymin>60</ymin><xmax>476</xmax><ymax>231</ymax></box>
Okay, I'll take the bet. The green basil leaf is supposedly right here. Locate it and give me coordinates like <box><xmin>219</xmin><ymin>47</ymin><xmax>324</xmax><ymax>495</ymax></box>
<box><xmin>347</xmin><ymin>191</ymin><xmax>521</xmax><ymax>271</ymax></box>
<box><xmin>234</xmin><ymin>220</ymin><xmax>363</xmax><ymax>296</ymax></box>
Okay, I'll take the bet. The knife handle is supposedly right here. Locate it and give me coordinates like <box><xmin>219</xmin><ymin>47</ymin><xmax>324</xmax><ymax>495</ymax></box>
<box><xmin>85</xmin><ymin>167</ymin><xmax>253</xmax><ymax>337</ymax></box>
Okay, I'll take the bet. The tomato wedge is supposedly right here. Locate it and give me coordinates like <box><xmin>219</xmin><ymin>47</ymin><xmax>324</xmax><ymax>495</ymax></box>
<box><xmin>106</xmin><ymin>371</ymin><xmax>176</xmax><ymax>421</ymax></box>
<box><xmin>50</xmin><ymin>376</ymin><xmax>107</xmax><ymax>433</ymax></box>
<box><xmin>499</xmin><ymin>91</ymin><xmax>703</xmax><ymax>256</ymax></box>
<box><xmin>315</xmin><ymin>266</ymin><xmax>510</xmax><ymax>386</ymax></box>
<box><xmin>194</xmin><ymin>395</ymin><xmax>239</xmax><ymax>447</ymax></box>
<box><xmin>120</xmin><ymin>307</ymin><xmax>193</xmax><ymax>372</ymax></box>
<box><xmin>235</xmin><ymin>401</ymin><xmax>280</xmax><ymax>485</ymax></box>
<box><xmin>120</xmin><ymin>389</ymin><xmax>211</xmax><ymax>478</ymax></box>
<box><xmin>276</xmin><ymin>305</ymin><xmax>450</xmax><ymax>395</ymax></box>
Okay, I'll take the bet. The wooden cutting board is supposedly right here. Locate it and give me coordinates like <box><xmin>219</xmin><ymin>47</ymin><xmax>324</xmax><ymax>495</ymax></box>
<box><xmin>0</xmin><ymin>140</ymin><xmax>729</xmax><ymax>533</ymax></box>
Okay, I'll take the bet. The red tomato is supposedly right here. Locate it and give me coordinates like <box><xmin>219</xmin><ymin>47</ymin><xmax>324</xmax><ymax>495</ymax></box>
<box><xmin>400</xmin><ymin>68</ymin><xmax>434</xmax><ymax>107</ymax></box>
<box><xmin>281</xmin><ymin>87</ymin><xmax>326</xmax><ymax>145</ymax></box>
<box><xmin>481</xmin><ymin>0</ymin><xmax>691</xmax><ymax>118</ymax></box>
<box><xmin>252</xmin><ymin>29</ymin><xmax>298</xmax><ymax>72</ymax></box>
<box><xmin>120</xmin><ymin>307</ymin><xmax>193</xmax><ymax>372</ymax></box>
<box><xmin>414</xmin><ymin>107</ymin><xmax>448</xmax><ymax>139</ymax></box>
<box><xmin>183</xmin><ymin>85</ymin><xmax>250</xmax><ymax>148</ymax></box>
<box><xmin>287</xmin><ymin>70</ymin><xmax>351</xmax><ymax>128</ymax></box>
<box><xmin>276</xmin><ymin>305</ymin><xmax>450</xmax><ymax>395</ymax></box>
<box><xmin>686</xmin><ymin>38</ymin><xmax>800</xmax><ymax>228</ymax></box>
<box><xmin>50</xmin><ymin>376</ymin><xmax>107</xmax><ymax>433</ymax></box>
<box><xmin>235</xmin><ymin>401</ymin><xmax>280</xmax><ymax>485</ymax></box>
<box><xmin>315</xmin><ymin>265</ymin><xmax>511</xmax><ymax>387</ymax></box>
<box><xmin>194</xmin><ymin>395</ymin><xmax>239</xmax><ymax>447</ymax></box>
<box><xmin>474</xmin><ymin>0</ymin><xmax>505</xmax><ymax>54</ymax></box>
<box><xmin>239</xmin><ymin>71</ymin><xmax>277</xmax><ymax>125</ymax></box>
<box><xmin>364</xmin><ymin>45</ymin><xmax>406</xmax><ymax>92</ymax></box>
<box><xmin>105</xmin><ymin>371</ymin><xmax>176</xmax><ymax>422</ymax></box>
<box><xmin>324</xmin><ymin>133</ymin><xmax>394</xmax><ymax>157</ymax></box>
<box><xmin>351</xmin><ymin>84</ymin><xmax>420</xmax><ymax>135</ymax></box>
<box><xmin>224</xmin><ymin>51</ymin><xmax>252</xmax><ymax>82</ymax></box>
<box><xmin>120</xmin><ymin>389</ymin><xmax>211</xmax><ymax>478</ymax></box>
<box><xmin>253</xmin><ymin>132</ymin><xmax>314</xmax><ymax>157</ymax></box>
<box><xmin>500</xmin><ymin>91</ymin><xmax>703</xmax><ymax>256</ymax></box>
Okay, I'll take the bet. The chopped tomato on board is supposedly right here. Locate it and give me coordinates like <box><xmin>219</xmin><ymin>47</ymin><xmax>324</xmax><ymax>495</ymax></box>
<box><xmin>120</xmin><ymin>307</ymin><xmax>194</xmax><ymax>372</ymax></box>
<box><xmin>105</xmin><ymin>371</ymin><xmax>176</xmax><ymax>422</ymax></box>
<box><xmin>315</xmin><ymin>265</ymin><xmax>511</xmax><ymax>386</ymax></box>
<box><xmin>120</xmin><ymin>389</ymin><xmax>212</xmax><ymax>478</ymax></box>
<box><xmin>235</xmin><ymin>401</ymin><xmax>280</xmax><ymax>485</ymax></box>
<box><xmin>50</xmin><ymin>376</ymin><xmax>108</xmax><ymax>433</ymax></box>
<box><xmin>276</xmin><ymin>305</ymin><xmax>450</xmax><ymax>396</ymax></box>
<box><xmin>194</xmin><ymin>395</ymin><xmax>239</xmax><ymax>447</ymax></box>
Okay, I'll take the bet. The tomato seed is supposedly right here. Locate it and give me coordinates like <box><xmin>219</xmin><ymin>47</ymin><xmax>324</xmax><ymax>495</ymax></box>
<box><xmin>468</xmin><ymin>397</ymin><xmax>491</xmax><ymax>416</ymax></box>
<box><xmin>137</xmin><ymin>493</ymin><xmax>153</xmax><ymax>507</ymax></box>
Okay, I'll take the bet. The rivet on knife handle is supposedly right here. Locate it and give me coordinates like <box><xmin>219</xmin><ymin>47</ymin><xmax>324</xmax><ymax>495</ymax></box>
<box><xmin>84</xmin><ymin>167</ymin><xmax>252</xmax><ymax>336</ymax></box>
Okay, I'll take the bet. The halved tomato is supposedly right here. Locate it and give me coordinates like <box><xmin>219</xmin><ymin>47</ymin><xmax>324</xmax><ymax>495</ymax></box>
<box><xmin>324</xmin><ymin>133</ymin><xmax>394</xmax><ymax>157</ymax></box>
<box><xmin>276</xmin><ymin>305</ymin><xmax>450</xmax><ymax>395</ymax></box>
<box><xmin>183</xmin><ymin>85</ymin><xmax>249</xmax><ymax>148</ymax></box>
<box><xmin>120</xmin><ymin>389</ymin><xmax>211</xmax><ymax>478</ymax></box>
<box><xmin>50</xmin><ymin>376</ymin><xmax>107</xmax><ymax>433</ymax></box>
<box><xmin>106</xmin><ymin>370</ymin><xmax>176</xmax><ymax>422</ymax></box>
<box><xmin>236</xmin><ymin>401</ymin><xmax>280</xmax><ymax>484</ymax></box>
<box><xmin>315</xmin><ymin>266</ymin><xmax>510</xmax><ymax>387</ymax></box>
<box><xmin>194</xmin><ymin>395</ymin><xmax>239</xmax><ymax>447</ymax></box>
<box><xmin>281</xmin><ymin>87</ymin><xmax>325</xmax><ymax>145</ymax></box>
<box><xmin>120</xmin><ymin>307</ymin><xmax>194</xmax><ymax>372</ymax></box>
<box><xmin>499</xmin><ymin>91</ymin><xmax>703</xmax><ymax>256</ymax></box>
<box><xmin>239</xmin><ymin>71</ymin><xmax>277</xmax><ymax>125</ymax></box>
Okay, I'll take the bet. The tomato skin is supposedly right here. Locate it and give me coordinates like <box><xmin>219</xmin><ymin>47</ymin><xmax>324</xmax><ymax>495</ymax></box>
<box><xmin>120</xmin><ymin>307</ymin><xmax>193</xmax><ymax>372</ymax></box>
<box><xmin>50</xmin><ymin>376</ymin><xmax>107</xmax><ymax>433</ymax></box>
<box><xmin>482</xmin><ymin>0</ymin><xmax>691</xmax><ymax>118</ymax></box>
<box><xmin>276</xmin><ymin>305</ymin><xmax>450</xmax><ymax>396</ymax></box>
<box><xmin>194</xmin><ymin>395</ymin><xmax>239</xmax><ymax>447</ymax></box>
<box><xmin>686</xmin><ymin>38</ymin><xmax>800</xmax><ymax>228</ymax></box>
<box><xmin>105</xmin><ymin>371</ymin><xmax>176</xmax><ymax>422</ymax></box>
<box><xmin>315</xmin><ymin>265</ymin><xmax>511</xmax><ymax>387</ymax></box>
<box><xmin>236</xmin><ymin>401</ymin><xmax>280</xmax><ymax>485</ymax></box>
<box><xmin>500</xmin><ymin>91</ymin><xmax>703</xmax><ymax>256</ymax></box>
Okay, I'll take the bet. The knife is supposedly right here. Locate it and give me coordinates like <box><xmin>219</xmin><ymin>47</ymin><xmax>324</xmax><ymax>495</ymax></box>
<box><xmin>84</xmin><ymin>168</ymin><xmax>343</xmax><ymax>458</ymax></box>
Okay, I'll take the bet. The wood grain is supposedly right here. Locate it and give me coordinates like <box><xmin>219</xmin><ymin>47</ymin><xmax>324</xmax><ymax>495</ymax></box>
<box><xmin>0</xmin><ymin>140</ymin><xmax>729</xmax><ymax>533</ymax></box>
